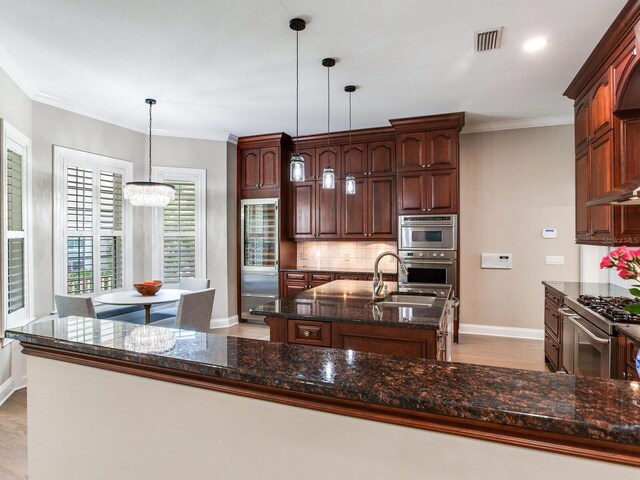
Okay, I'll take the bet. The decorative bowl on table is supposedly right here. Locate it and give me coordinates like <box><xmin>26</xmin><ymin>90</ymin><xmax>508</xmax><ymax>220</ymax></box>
<box><xmin>133</xmin><ymin>280</ymin><xmax>163</xmax><ymax>296</ymax></box>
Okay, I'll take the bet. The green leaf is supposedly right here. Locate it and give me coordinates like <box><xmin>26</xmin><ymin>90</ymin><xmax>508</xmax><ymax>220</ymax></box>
<box><xmin>629</xmin><ymin>288</ymin><xmax>640</xmax><ymax>297</ymax></box>
<box><xmin>624</xmin><ymin>303</ymin><xmax>640</xmax><ymax>314</ymax></box>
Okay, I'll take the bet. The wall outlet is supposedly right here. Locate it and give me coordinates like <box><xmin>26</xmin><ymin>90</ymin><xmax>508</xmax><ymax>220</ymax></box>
<box><xmin>546</xmin><ymin>255</ymin><xmax>564</xmax><ymax>265</ymax></box>
<box><xmin>344</xmin><ymin>253</ymin><xmax>351</xmax><ymax>261</ymax></box>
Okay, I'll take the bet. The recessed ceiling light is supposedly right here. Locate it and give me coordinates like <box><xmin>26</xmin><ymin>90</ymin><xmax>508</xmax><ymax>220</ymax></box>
<box><xmin>523</xmin><ymin>37</ymin><xmax>548</xmax><ymax>53</ymax></box>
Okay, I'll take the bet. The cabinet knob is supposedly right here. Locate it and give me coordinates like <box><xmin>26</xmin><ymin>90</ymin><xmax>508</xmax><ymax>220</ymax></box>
<box><xmin>303</xmin><ymin>330</ymin><xmax>310</xmax><ymax>337</ymax></box>
<box><xmin>426</xmin><ymin>164</ymin><xmax>432</xmax><ymax>168</ymax></box>
<box><xmin>364</xmin><ymin>172</ymin><xmax>368</xmax><ymax>176</ymax></box>
<box><xmin>255</xmin><ymin>184</ymin><xmax>260</xmax><ymax>188</ymax></box>
<box><xmin>422</xmin><ymin>209</ymin><xmax>427</xmax><ymax>212</ymax></box>
<box><xmin>623</xmin><ymin>371</ymin><xmax>627</xmax><ymax>380</ymax></box>
<box><xmin>421</xmin><ymin>164</ymin><xmax>426</xmax><ymax>168</ymax></box>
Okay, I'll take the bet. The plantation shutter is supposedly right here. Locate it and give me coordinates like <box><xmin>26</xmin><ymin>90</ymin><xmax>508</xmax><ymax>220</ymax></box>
<box><xmin>66</xmin><ymin>166</ymin><xmax>94</xmax><ymax>294</ymax></box>
<box><xmin>6</xmin><ymin>150</ymin><xmax>25</xmax><ymax>314</ymax></box>
<box><xmin>99</xmin><ymin>171</ymin><xmax>123</xmax><ymax>291</ymax></box>
<box><xmin>163</xmin><ymin>180</ymin><xmax>197</xmax><ymax>283</ymax></box>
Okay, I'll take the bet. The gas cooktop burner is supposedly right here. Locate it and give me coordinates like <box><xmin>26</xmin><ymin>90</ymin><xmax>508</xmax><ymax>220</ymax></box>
<box><xmin>577</xmin><ymin>295</ymin><xmax>640</xmax><ymax>324</ymax></box>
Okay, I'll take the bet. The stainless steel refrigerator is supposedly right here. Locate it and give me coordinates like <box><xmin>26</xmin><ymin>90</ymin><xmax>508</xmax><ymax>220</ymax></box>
<box><xmin>240</xmin><ymin>198</ymin><xmax>279</xmax><ymax>322</ymax></box>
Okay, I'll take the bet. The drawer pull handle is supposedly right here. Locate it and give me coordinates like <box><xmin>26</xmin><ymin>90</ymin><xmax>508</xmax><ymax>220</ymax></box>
<box><xmin>303</xmin><ymin>330</ymin><xmax>310</xmax><ymax>337</ymax></box>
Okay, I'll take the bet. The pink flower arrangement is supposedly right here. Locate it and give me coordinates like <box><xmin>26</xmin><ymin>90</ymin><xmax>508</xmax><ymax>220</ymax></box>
<box><xmin>600</xmin><ymin>247</ymin><xmax>640</xmax><ymax>313</ymax></box>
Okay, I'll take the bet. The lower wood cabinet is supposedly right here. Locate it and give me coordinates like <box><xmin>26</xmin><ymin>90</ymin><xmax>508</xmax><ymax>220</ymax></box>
<box><xmin>617</xmin><ymin>332</ymin><xmax>640</xmax><ymax>381</ymax></box>
<box><xmin>281</xmin><ymin>270</ymin><xmax>397</xmax><ymax>297</ymax></box>
<box><xmin>267</xmin><ymin>315</ymin><xmax>437</xmax><ymax>360</ymax></box>
<box><xmin>543</xmin><ymin>287</ymin><xmax>563</xmax><ymax>372</ymax></box>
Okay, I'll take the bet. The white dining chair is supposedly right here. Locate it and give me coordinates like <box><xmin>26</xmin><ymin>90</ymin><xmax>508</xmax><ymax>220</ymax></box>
<box><xmin>179</xmin><ymin>278</ymin><xmax>211</xmax><ymax>291</ymax></box>
<box><xmin>151</xmin><ymin>288</ymin><xmax>216</xmax><ymax>333</ymax></box>
<box><xmin>55</xmin><ymin>295</ymin><xmax>97</xmax><ymax>318</ymax></box>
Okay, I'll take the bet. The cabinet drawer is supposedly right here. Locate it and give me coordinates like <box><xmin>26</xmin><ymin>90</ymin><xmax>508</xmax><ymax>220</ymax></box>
<box><xmin>544</xmin><ymin>288</ymin><xmax>563</xmax><ymax>307</ymax></box>
<box><xmin>336</xmin><ymin>273</ymin><xmax>362</xmax><ymax>280</ymax></box>
<box><xmin>287</xmin><ymin>320</ymin><xmax>331</xmax><ymax>347</ymax></box>
<box><xmin>310</xmin><ymin>273</ymin><xmax>334</xmax><ymax>282</ymax></box>
<box><xmin>284</xmin><ymin>272</ymin><xmax>307</xmax><ymax>281</ymax></box>
<box><xmin>544</xmin><ymin>329</ymin><xmax>560</xmax><ymax>371</ymax></box>
<box><xmin>544</xmin><ymin>300</ymin><xmax>561</xmax><ymax>339</ymax></box>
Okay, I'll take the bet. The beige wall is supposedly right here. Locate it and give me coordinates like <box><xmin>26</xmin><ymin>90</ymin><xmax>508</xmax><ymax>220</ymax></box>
<box><xmin>0</xmin><ymin>67</ymin><xmax>32</xmax><ymax>387</ymax></box>
<box><xmin>459</xmin><ymin>125</ymin><xmax>579</xmax><ymax>331</ymax></box>
<box><xmin>226</xmin><ymin>141</ymin><xmax>238</xmax><ymax>316</ymax></box>
<box><xmin>31</xmin><ymin>102</ymin><xmax>146</xmax><ymax>316</ymax></box>
<box><xmin>147</xmin><ymin>135</ymin><xmax>234</xmax><ymax>320</ymax></box>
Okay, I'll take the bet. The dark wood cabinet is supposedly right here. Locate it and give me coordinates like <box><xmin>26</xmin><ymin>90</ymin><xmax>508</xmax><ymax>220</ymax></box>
<box><xmin>368</xmin><ymin>176</ymin><xmax>396</xmax><ymax>237</ymax></box>
<box><xmin>240</xmin><ymin>147</ymin><xmax>280</xmax><ymax>192</ymax></box>
<box><xmin>317</xmin><ymin>146</ymin><xmax>341</xmax><ymax>178</ymax></box>
<box><xmin>316</xmin><ymin>180</ymin><xmax>341</xmax><ymax>238</ymax></box>
<box><xmin>575</xmin><ymin>149</ymin><xmax>591</xmax><ymax>242</ymax></box>
<box><xmin>342</xmin><ymin>144</ymin><xmax>368</xmax><ymax>177</ymax></box>
<box><xmin>397</xmin><ymin>170</ymin><xmax>457</xmax><ymax>214</ymax></box>
<box><xmin>617</xmin><ymin>331</ymin><xmax>640</xmax><ymax>381</ymax></box>
<box><xmin>425</xmin><ymin>129</ymin><xmax>458</xmax><ymax>169</ymax></box>
<box><xmin>543</xmin><ymin>287</ymin><xmax>563</xmax><ymax>372</ymax></box>
<box><xmin>397</xmin><ymin>132</ymin><xmax>426</xmax><ymax>171</ymax></box>
<box><xmin>426</xmin><ymin>170</ymin><xmax>458</xmax><ymax>213</ymax></box>
<box><xmin>342</xmin><ymin>178</ymin><xmax>367</xmax><ymax>237</ymax></box>
<box><xmin>240</xmin><ymin>149</ymin><xmax>261</xmax><ymax>190</ymax></box>
<box><xmin>340</xmin><ymin>176</ymin><xmax>395</xmax><ymax>239</ymax></box>
<box><xmin>280</xmin><ymin>270</ymin><xmax>397</xmax><ymax>298</ymax></box>
<box><xmin>368</xmin><ymin>140</ymin><xmax>395</xmax><ymax>176</ymax></box>
<box><xmin>565</xmin><ymin>4</ymin><xmax>640</xmax><ymax>246</ymax></box>
<box><xmin>290</xmin><ymin>182</ymin><xmax>316</xmax><ymax>239</ymax></box>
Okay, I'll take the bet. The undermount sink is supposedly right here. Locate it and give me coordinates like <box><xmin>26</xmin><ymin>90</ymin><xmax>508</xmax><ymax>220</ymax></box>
<box><xmin>375</xmin><ymin>294</ymin><xmax>436</xmax><ymax>308</ymax></box>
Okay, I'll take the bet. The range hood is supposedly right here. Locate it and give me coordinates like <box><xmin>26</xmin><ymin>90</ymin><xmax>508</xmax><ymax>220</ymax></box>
<box><xmin>586</xmin><ymin>179</ymin><xmax>640</xmax><ymax>206</ymax></box>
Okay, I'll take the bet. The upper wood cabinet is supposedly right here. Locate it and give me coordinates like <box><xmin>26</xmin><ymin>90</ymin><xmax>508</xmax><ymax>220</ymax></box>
<box><xmin>425</xmin><ymin>129</ymin><xmax>458</xmax><ymax>169</ymax></box>
<box><xmin>397</xmin><ymin>170</ymin><xmax>457</xmax><ymax>215</ymax></box>
<box><xmin>240</xmin><ymin>149</ymin><xmax>261</xmax><ymax>190</ymax></box>
<box><xmin>343</xmin><ymin>140</ymin><xmax>396</xmax><ymax>177</ymax></box>
<box><xmin>316</xmin><ymin>180</ymin><xmax>341</xmax><ymax>239</ymax></box>
<box><xmin>343</xmin><ymin>176</ymin><xmax>396</xmax><ymax>239</ymax></box>
<box><xmin>589</xmin><ymin>70</ymin><xmax>613</xmax><ymax>140</ymax></box>
<box><xmin>397</xmin><ymin>129</ymin><xmax>458</xmax><ymax>172</ymax></box>
<box><xmin>565</xmin><ymin>2</ymin><xmax>640</xmax><ymax>246</ymax></box>
<box><xmin>396</xmin><ymin>132</ymin><xmax>427</xmax><ymax>171</ymax></box>
<box><xmin>317</xmin><ymin>146</ymin><xmax>341</xmax><ymax>178</ymax></box>
<box><xmin>290</xmin><ymin>181</ymin><xmax>316</xmax><ymax>239</ymax></box>
<box><xmin>342</xmin><ymin>144</ymin><xmax>368</xmax><ymax>177</ymax></box>
<box><xmin>368</xmin><ymin>140</ymin><xmax>395</xmax><ymax>176</ymax></box>
<box><xmin>242</xmin><ymin>146</ymin><xmax>280</xmax><ymax>190</ymax></box>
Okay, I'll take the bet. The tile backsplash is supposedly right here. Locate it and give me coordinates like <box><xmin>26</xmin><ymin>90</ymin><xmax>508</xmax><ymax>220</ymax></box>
<box><xmin>297</xmin><ymin>241</ymin><xmax>398</xmax><ymax>273</ymax></box>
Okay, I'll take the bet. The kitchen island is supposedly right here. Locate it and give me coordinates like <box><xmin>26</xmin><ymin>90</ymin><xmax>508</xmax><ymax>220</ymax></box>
<box><xmin>251</xmin><ymin>280</ymin><xmax>452</xmax><ymax>360</ymax></box>
<box><xmin>6</xmin><ymin>317</ymin><xmax>640</xmax><ymax>479</ymax></box>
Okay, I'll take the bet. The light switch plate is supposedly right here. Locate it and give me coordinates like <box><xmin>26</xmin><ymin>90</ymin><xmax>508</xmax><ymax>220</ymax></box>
<box><xmin>546</xmin><ymin>255</ymin><xmax>565</xmax><ymax>265</ymax></box>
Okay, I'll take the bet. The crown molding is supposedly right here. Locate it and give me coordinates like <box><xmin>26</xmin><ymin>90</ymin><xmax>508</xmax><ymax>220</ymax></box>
<box><xmin>461</xmin><ymin>114</ymin><xmax>574</xmax><ymax>134</ymax></box>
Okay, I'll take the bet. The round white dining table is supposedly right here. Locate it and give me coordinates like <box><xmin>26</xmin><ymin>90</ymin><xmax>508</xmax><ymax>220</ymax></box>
<box><xmin>94</xmin><ymin>289</ymin><xmax>189</xmax><ymax>324</ymax></box>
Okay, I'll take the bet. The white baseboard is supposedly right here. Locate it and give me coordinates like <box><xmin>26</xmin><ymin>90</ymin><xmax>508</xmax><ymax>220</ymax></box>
<box><xmin>459</xmin><ymin>324</ymin><xmax>544</xmax><ymax>340</ymax></box>
<box><xmin>210</xmin><ymin>315</ymin><xmax>239</xmax><ymax>329</ymax></box>
<box><xmin>0</xmin><ymin>378</ymin><xmax>16</xmax><ymax>407</ymax></box>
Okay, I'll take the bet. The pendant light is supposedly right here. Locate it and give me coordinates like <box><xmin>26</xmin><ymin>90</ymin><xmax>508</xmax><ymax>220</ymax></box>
<box><xmin>322</xmin><ymin>58</ymin><xmax>336</xmax><ymax>189</ymax></box>
<box><xmin>344</xmin><ymin>85</ymin><xmax>357</xmax><ymax>195</ymax></box>
<box><xmin>289</xmin><ymin>18</ymin><xmax>306</xmax><ymax>183</ymax></box>
<box><xmin>123</xmin><ymin>99</ymin><xmax>175</xmax><ymax>207</ymax></box>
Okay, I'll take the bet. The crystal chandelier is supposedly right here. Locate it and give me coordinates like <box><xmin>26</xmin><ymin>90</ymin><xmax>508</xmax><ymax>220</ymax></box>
<box><xmin>289</xmin><ymin>18</ymin><xmax>306</xmax><ymax>182</ymax></box>
<box><xmin>344</xmin><ymin>85</ymin><xmax>357</xmax><ymax>195</ymax></box>
<box><xmin>123</xmin><ymin>99</ymin><xmax>175</xmax><ymax>207</ymax></box>
<box><xmin>322</xmin><ymin>58</ymin><xmax>335</xmax><ymax>189</ymax></box>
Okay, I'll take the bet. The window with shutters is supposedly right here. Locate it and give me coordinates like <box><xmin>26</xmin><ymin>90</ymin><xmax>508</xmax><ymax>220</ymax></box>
<box><xmin>152</xmin><ymin>167</ymin><xmax>206</xmax><ymax>285</ymax></box>
<box><xmin>53</xmin><ymin>147</ymin><xmax>132</xmax><ymax>299</ymax></box>
<box><xmin>1</xmin><ymin>120</ymin><xmax>32</xmax><ymax>331</ymax></box>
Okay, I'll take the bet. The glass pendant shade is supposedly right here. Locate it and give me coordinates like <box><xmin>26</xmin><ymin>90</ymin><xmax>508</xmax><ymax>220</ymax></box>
<box><xmin>322</xmin><ymin>166</ymin><xmax>335</xmax><ymax>189</ymax></box>
<box><xmin>290</xmin><ymin>153</ymin><xmax>305</xmax><ymax>182</ymax></box>
<box><xmin>345</xmin><ymin>175</ymin><xmax>356</xmax><ymax>195</ymax></box>
<box><xmin>123</xmin><ymin>182</ymin><xmax>175</xmax><ymax>207</ymax></box>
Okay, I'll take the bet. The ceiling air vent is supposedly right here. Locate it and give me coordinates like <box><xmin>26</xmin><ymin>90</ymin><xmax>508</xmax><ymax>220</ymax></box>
<box><xmin>475</xmin><ymin>27</ymin><xmax>503</xmax><ymax>52</ymax></box>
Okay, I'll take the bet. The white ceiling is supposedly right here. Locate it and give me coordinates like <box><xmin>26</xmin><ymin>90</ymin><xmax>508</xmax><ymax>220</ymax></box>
<box><xmin>0</xmin><ymin>0</ymin><xmax>628</xmax><ymax>140</ymax></box>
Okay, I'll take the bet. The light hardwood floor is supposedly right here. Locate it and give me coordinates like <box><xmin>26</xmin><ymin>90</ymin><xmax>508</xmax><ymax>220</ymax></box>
<box><xmin>0</xmin><ymin>328</ymin><xmax>545</xmax><ymax>479</ymax></box>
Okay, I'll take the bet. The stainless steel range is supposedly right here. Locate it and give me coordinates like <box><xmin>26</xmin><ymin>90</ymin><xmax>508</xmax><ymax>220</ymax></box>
<box><xmin>562</xmin><ymin>294</ymin><xmax>640</xmax><ymax>378</ymax></box>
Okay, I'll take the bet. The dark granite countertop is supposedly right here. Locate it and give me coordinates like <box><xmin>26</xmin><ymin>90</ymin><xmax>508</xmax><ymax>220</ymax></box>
<box><xmin>618</xmin><ymin>324</ymin><xmax>640</xmax><ymax>344</ymax></box>
<box><xmin>281</xmin><ymin>266</ymin><xmax>396</xmax><ymax>274</ymax></box>
<box><xmin>251</xmin><ymin>280</ymin><xmax>450</xmax><ymax>330</ymax></box>
<box><xmin>542</xmin><ymin>281</ymin><xmax>633</xmax><ymax>299</ymax></box>
<box><xmin>7</xmin><ymin>317</ymin><xmax>640</xmax><ymax>446</ymax></box>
